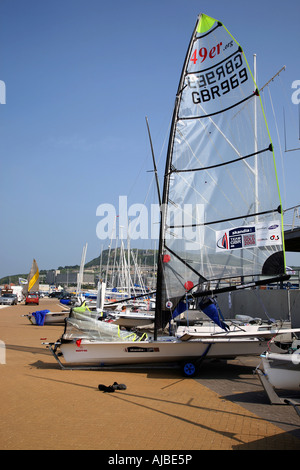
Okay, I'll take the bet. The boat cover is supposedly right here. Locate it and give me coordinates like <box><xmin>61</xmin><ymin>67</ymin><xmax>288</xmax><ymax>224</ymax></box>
<box><xmin>32</xmin><ymin>309</ymin><xmax>50</xmax><ymax>326</ymax></box>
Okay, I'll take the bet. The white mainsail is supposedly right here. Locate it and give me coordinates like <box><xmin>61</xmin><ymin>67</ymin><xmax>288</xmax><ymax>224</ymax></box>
<box><xmin>155</xmin><ymin>13</ymin><xmax>286</xmax><ymax>332</ymax></box>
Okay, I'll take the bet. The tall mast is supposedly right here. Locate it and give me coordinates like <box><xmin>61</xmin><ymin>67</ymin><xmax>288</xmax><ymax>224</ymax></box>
<box><xmin>154</xmin><ymin>16</ymin><xmax>200</xmax><ymax>340</ymax></box>
<box><xmin>254</xmin><ymin>54</ymin><xmax>259</xmax><ymax>219</ymax></box>
<box><xmin>77</xmin><ymin>242</ymin><xmax>87</xmax><ymax>295</ymax></box>
<box><xmin>145</xmin><ymin>116</ymin><xmax>162</xmax><ymax>207</ymax></box>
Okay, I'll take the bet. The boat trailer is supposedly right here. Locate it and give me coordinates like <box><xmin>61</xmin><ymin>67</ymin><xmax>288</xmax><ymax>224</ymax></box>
<box><xmin>255</xmin><ymin>368</ymin><xmax>300</xmax><ymax>417</ymax></box>
<box><xmin>45</xmin><ymin>341</ymin><xmax>212</xmax><ymax>377</ymax></box>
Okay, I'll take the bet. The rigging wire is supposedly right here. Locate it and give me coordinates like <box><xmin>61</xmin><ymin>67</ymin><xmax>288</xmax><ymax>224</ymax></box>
<box><xmin>266</xmin><ymin>85</ymin><xmax>286</xmax><ymax>208</ymax></box>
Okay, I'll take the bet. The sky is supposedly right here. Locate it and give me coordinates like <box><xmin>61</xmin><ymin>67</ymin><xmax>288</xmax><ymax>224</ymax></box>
<box><xmin>0</xmin><ymin>0</ymin><xmax>299</xmax><ymax>278</ymax></box>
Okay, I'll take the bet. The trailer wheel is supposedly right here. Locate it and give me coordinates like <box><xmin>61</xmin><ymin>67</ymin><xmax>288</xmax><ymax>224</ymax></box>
<box><xmin>182</xmin><ymin>362</ymin><xmax>197</xmax><ymax>378</ymax></box>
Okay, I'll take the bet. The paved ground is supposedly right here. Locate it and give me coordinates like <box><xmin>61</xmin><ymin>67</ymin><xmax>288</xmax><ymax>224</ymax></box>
<box><xmin>195</xmin><ymin>356</ymin><xmax>300</xmax><ymax>440</ymax></box>
<box><xmin>0</xmin><ymin>299</ymin><xmax>299</xmax><ymax>450</ymax></box>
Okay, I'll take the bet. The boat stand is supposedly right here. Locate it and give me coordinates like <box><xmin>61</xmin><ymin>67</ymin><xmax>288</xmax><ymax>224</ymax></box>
<box><xmin>256</xmin><ymin>368</ymin><xmax>300</xmax><ymax>417</ymax></box>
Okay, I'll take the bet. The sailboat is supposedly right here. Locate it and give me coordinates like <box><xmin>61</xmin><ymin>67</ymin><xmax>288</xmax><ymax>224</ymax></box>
<box><xmin>69</xmin><ymin>240</ymin><xmax>156</xmax><ymax>328</ymax></box>
<box><xmin>25</xmin><ymin>259</ymin><xmax>39</xmax><ymax>294</ymax></box>
<box><xmin>46</xmin><ymin>13</ymin><xmax>300</xmax><ymax>374</ymax></box>
<box><xmin>254</xmin><ymin>342</ymin><xmax>300</xmax><ymax>412</ymax></box>
<box><xmin>23</xmin><ymin>246</ymin><xmax>87</xmax><ymax>326</ymax></box>
<box><xmin>260</xmin><ymin>344</ymin><xmax>300</xmax><ymax>392</ymax></box>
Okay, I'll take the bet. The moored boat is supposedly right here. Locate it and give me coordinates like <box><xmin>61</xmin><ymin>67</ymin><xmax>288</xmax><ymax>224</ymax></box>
<box><xmin>261</xmin><ymin>341</ymin><xmax>300</xmax><ymax>391</ymax></box>
<box><xmin>46</xmin><ymin>13</ymin><xmax>299</xmax><ymax>374</ymax></box>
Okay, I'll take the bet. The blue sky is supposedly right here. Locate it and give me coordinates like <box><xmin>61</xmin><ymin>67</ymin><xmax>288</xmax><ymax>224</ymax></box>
<box><xmin>0</xmin><ymin>0</ymin><xmax>299</xmax><ymax>278</ymax></box>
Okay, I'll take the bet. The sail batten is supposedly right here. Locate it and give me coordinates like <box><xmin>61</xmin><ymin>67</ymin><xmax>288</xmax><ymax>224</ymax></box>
<box><xmin>170</xmin><ymin>144</ymin><xmax>272</xmax><ymax>173</ymax></box>
<box><xmin>155</xmin><ymin>13</ymin><xmax>286</xmax><ymax>331</ymax></box>
<box><xmin>168</xmin><ymin>207</ymin><xmax>282</xmax><ymax>229</ymax></box>
<box><xmin>179</xmin><ymin>92</ymin><xmax>256</xmax><ymax>119</ymax></box>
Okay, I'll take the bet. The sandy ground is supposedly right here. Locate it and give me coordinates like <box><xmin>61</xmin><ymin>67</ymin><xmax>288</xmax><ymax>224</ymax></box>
<box><xmin>0</xmin><ymin>298</ymin><xmax>299</xmax><ymax>451</ymax></box>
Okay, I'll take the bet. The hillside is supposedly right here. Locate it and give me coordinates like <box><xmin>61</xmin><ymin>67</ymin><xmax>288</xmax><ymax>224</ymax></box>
<box><xmin>56</xmin><ymin>248</ymin><xmax>157</xmax><ymax>272</ymax></box>
<box><xmin>0</xmin><ymin>248</ymin><xmax>157</xmax><ymax>284</ymax></box>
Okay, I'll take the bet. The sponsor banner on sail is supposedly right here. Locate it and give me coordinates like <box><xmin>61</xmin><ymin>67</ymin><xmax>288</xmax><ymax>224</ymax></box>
<box><xmin>216</xmin><ymin>221</ymin><xmax>282</xmax><ymax>252</ymax></box>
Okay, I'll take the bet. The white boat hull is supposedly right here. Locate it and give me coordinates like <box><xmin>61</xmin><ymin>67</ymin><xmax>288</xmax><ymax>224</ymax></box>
<box><xmin>59</xmin><ymin>336</ymin><xmax>269</xmax><ymax>366</ymax></box>
<box><xmin>28</xmin><ymin>312</ymin><xmax>68</xmax><ymax>325</ymax></box>
<box><xmin>261</xmin><ymin>352</ymin><xmax>300</xmax><ymax>391</ymax></box>
<box><xmin>109</xmin><ymin>312</ymin><xmax>154</xmax><ymax>328</ymax></box>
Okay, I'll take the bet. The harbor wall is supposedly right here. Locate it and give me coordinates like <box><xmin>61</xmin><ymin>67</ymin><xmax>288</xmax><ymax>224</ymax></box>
<box><xmin>216</xmin><ymin>289</ymin><xmax>300</xmax><ymax>327</ymax></box>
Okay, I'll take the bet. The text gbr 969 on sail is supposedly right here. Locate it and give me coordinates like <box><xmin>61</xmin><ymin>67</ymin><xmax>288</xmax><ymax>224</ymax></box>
<box><xmin>188</xmin><ymin>46</ymin><xmax>249</xmax><ymax>104</ymax></box>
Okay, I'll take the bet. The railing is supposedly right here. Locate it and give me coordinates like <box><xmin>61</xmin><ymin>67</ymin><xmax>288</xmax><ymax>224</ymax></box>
<box><xmin>283</xmin><ymin>205</ymin><xmax>300</xmax><ymax>231</ymax></box>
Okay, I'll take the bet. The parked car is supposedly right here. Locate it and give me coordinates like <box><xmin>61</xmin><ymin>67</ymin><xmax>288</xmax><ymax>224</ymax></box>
<box><xmin>48</xmin><ymin>291</ymin><xmax>66</xmax><ymax>298</ymax></box>
<box><xmin>25</xmin><ymin>293</ymin><xmax>39</xmax><ymax>305</ymax></box>
<box><xmin>0</xmin><ymin>293</ymin><xmax>18</xmax><ymax>305</ymax></box>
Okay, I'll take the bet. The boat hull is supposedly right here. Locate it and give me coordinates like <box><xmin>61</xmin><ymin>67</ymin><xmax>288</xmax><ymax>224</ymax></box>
<box><xmin>110</xmin><ymin>313</ymin><xmax>154</xmax><ymax>328</ymax></box>
<box><xmin>261</xmin><ymin>352</ymin><xmax>300</xmax><ymax>391</ymax></box>
<box><xmin>59</xmin><ymin>337</ymin><xmax>269</xmax><ymax>366</ymax></box>
<box><xmin>28</xmin><ymin>312</ymin><xmax>68</xmax><ymax>325</ymax></box>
